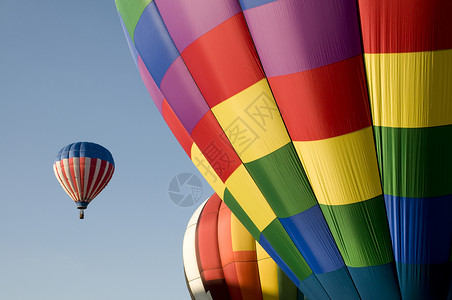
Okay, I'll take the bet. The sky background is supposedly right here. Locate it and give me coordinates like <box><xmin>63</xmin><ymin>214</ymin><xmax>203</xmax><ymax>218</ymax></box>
<box><xmin>0</xmin><ymin>0</ymin><xmax>213</xmax><ymax>298</ymax></box>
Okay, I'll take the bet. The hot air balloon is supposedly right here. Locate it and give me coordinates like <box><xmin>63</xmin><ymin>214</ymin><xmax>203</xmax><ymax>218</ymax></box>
<box><xmin>184</xmin><ymin>193</ymin><xmax>306</xmax><ymax>300</ymax></box>
<box><xmin>53</xmin><ymin>142</ymin><xmax>115</xmax><ymax>219</ymax></box>
<box><xmin>115</xmin><ymin>0</ymin><xmax>452</xmax><ymax>299</ymax></box>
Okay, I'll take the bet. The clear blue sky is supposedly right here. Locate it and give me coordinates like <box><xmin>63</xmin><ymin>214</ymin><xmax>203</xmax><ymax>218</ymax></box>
<box><xmin>0</xmin><ymin>1</ymin><xmax>213</xmax><ymax>299</ymax></box>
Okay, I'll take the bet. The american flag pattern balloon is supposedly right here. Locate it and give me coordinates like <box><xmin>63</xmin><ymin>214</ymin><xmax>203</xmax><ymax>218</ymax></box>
<box><xmin>53</xmin><ymin>142</ymin><xmax>115</xmax><ymax>213</ymax></box>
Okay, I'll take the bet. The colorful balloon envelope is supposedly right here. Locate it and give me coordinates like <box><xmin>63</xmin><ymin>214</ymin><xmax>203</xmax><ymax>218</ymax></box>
<box><xmin>115</xmin><ymin>0</ymin><xmax>452</xmax><ymax>299</ymax></box>
<box><xmin>184</xmin><ymin>193</ymin><xmax>305</xmax><ymax>300</ymax></box>
<box><xmin>53</xmin><ymin>142</ymin><xmax>115</xmax><ymax>219</ymax></box>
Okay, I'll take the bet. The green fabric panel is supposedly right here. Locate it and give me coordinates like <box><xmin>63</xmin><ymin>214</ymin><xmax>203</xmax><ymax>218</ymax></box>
<box><xmin>262</xmin><ymin>219</ymin><xmax>313</xmax><ymax>281</ymax></box>
<box><xmin>223</xmin><ymin>188</ymin><xmax>261</xmax><ymax>241</ymax></box>
<box><xmin>115</xmin><ymin>0</ymin><xmax>153</xmax><ymax>43</ymax></box>
<box><xmin>277</xmin><ymin>266</ymin><xmax>298</xmax><ymax>299</ymax></box>
<box><xmin>245</xmin><ymin>143</ymin><xmax>317</xmax><ymax>218</ymax></box>
<box><xmin>320</xmin><ymin>195</ymin><xmax>394</xmax><ymax>267</ymax></box>
<box><xmin>374</xmin><ymin>125</ymin><xmax>452</xmax><ymax>198</ymax></box>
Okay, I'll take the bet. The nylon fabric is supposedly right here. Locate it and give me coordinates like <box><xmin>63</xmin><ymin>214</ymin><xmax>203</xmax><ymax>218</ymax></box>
<box><xmin>54</xmin><ymin>143</ymin><xmax>114</xmax><ymax>205</ymax></box>
<box><xmin>357</xmin><ymin>1</ymin><xmax>452</xmax><ymax>296</ymax></box>
<box><xmin>294</xmin><ymin>127</ymin><xmax>382</xmax><ymax>206</ymax></box>
<box><xmin>358</xmin><ymin>0</ymin><xmax>452</xmax><ymax>53</ymax></box>
<box><xmin>196</xmin><ymin>196</ymin><xmax>231</xmax><ymax>299</ymax></box>
<box><xmin>211</xmin><ymin>79</ymin><xmax>290</xmax><ymax>163</ymax></box>
<box><xmin>116</xmin><ymin>0</ymin><xmax>452</xmax><ymax>298</ymax></box>
<box><xmin>218</xmin><ymin>201</ymin><xmax>262</xmax><ymax>299</ymax></box>
<box><xmin>133</xmin><ymin>1</ymin><xmax>179</xmax><ymax>87</ymax></box>
<box><xmin>184</xmin><ymin>195</ymin><xmax>305</xmax><ymax>299</ymax></box>
<box><xmin>183</xmin><ymin>201</ymin><xmax>211</xmax><ymax>299</ymax></box>
<box><xmin>180</xmin><ymin>13</ymin><xmax>265</xmax><ymax>108</ymax></box>
<box><xmin>374</xmin><ymin>126</ymin><xmax>452</xmax><ymax>198</ymax></box>
<box><xmin>241</xmin><ymin>0</ymin><xmax>397</xmax><ymax>296</ymax></box>
<box><xmin>319</xmin><ymin>195</ymin><xmax>393</xmax><ymax>267</ymax></box>
<box><xmin>255</xmin><ymin>243</ymin><xmax>280</xmax><ymax>299</ymax></box>
<box><xmin>279</xmin><ymin>205</ymin><xmax>345</xmax><ymax>274</ymax></box>
<box><xmin>244</xmin><ymin>143</ymin><xmax>316</xmax><ymax>217</ymax></box>
<box><xmin>365</xmin><ymin>50</ymin><xmax>452</xmax><ymax>128</ymax></box>
<box><xmin>225</xmin><ymin>165</ymin><xmax>277</xmax><ymax>232</ymax></box>
<box><xmin>155</xmin><ymin>0</ymin><xmax>241</xmax><ymax>52</ymax></box>
<box><xmin>241</xmin><ymin>0</ymin><xmax>362</xmax><ymax>77</ymax></box>
<box><xmin>115</xmin><ymin>0</ymin><xmax>153</xmax><ymax>43</ymax></box>
<box><xmin>347</xmin><ymin>263</ymin><xmax>401</xmax><ymax>299</ymax></box>
<box><xmin>137</xmin><ymin>56</ymin><xmax>164</xmax><ymax>113</ymax></box>
<box><xmin>267</xmin><ymin>55</ymin><xmax>371</xmax><ymax>141</ymax></box>
<box><xmin>385</xmin><ymin>194</ymin><xmax>452</xmax><ymax>264</ymax></box>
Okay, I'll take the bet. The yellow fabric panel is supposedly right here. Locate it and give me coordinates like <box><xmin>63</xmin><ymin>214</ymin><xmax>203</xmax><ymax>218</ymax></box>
<box><xmin>231</xmin><ymin>213</ymin><xmax>256</xmax><ymax>252</ymax></box>
<box><xmin>226</xmin><ymin>165</ymin><xmax>276</xmax><ymax>231</ymax></box>
<box><xmin>211</xmin><ymin>79</ymin><xmax>291</xmax><ymax>163</ymax></box>
<box><xmin>365</xmin><ymin>49</ymin><xmax>452</xmax><ymax>128</ymax></box>
<box><xmin>294</xmin><ymin>127</ymin><xmax>382</xmax><ymax>205</ymax></box>
<box><xmin>191</xmin><ymin>144</ymin><xmax>225</xmax><ymax>198</ymax></box>
<box><xmin>256</xmin><ymin>242</ymin><xmax>280</xmax><ymax>300</ymax></box>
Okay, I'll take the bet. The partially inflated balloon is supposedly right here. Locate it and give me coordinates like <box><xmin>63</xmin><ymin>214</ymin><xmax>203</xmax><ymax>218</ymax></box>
<box><xmin>116</xmin><ymin>0</ymin><xmax>452</xmax><ymax>299</ymax></box>
<box><xmin>183</xmin><ymin>193</ymin><xmax>305</xmax><ymax>300</ymax></box>
<box><xmin>53</xmin><ymin>142</ymin><xmax>115</xmax><ymax>219</ymax></box>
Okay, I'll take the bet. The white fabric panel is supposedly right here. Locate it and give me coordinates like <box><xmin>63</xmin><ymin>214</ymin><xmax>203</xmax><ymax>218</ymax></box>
<box><xmin>183</xmin><ymin>200</ymin><xmax>211</xmax><ymax>300</ymax></box>
<box><xmin>54</xmin><ymin>163</ymin><xmax>75</xmax><ymax>200</ymax></box>
<box><xmin>72</xmin><ymin>157</ymin><xmax>81</xmax><ymax>200</ymax></box>
<box><xmin>83</xmin><ymin>157</ymin><xmax>91</xmax><ymax>199</ymax></box>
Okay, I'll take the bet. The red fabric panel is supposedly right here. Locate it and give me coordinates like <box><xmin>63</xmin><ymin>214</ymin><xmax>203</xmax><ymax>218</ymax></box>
<box><xmin>181</xmin><ymin>13</ymin><xmax>265</xmax><ymax>108</ymax></box>
<box><xmin>68</xmin><ymin>158</ymin><xmax>79</xmax><ymax>197</ymax></box>
<box><xmin>88</xmin><ymin>160</ymin><xmax>108</xmax><ymax>200</ymax></box>
<box><xmin>358</xmin><ymin>0</ymin><xmax>452</xmax><ymax>53</ymax></box>
<box><xmin>269</xmin><ymin>55</ymin><xmax>372</xmax><ymax>141</ymax></box>
<box><xmin>196</xmin><ymin>194</ymin><xmax>231</xmax><ymax>299</ymax></box>
<box><xmin>218</xmin><ymin>202</ymin><xmax>235</xmax><ymax>269</ymax></box>
<box><xmin>162</xmin><ymin>100</ymin><xmax>195</xmax><ymax>158</ymax></box>
<box><xmin>60</xmin><ymin>160</ymin><xmax>76</xmax><ymax>200</ymax></box>
<box><xmin>90</xmin><ymin>163</ymin><xmax>114</xmax><ymax>200</ymax></box>
<box><xmin>218</xmin><ymin>202</ymin><xmax>243</xmax><ymax>299</ymax></box>
<box><xmin>191</xmin><ymin>111</ymin><xmax>241</xmax><ymax>181</ymax></box>
<box><xmin>218</xmin><ymin>202</ymin><xmax>262</xmax><ymax>300</ymax></box>
<box><xmin>235</xmin><ymin>260</ymin><xmax>262</xmax><ymax>300</ymax></box>
<box><xmin>86</xmin><ymin>158</ymin><xmax>97</xmax><ymax>199</ymax></box>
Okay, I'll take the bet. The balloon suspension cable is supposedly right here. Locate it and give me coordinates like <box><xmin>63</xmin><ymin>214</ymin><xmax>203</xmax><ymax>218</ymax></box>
<box><xmin>79</xmin><ymin>209</ymin><xmax>85</xmax><ymax>219</ymax></box>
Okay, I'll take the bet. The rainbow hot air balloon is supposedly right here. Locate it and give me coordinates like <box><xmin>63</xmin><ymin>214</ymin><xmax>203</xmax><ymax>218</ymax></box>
<box><xmin>53</xmin><ymin>142</ymin><xmax>115</xmax><ymax>219</ymax></box>
<box><xmin>183</xmin><ymin>193</ymin><xmax>305</xmax><ymax>300</ymax></box>
<box><xmin>115</xmin><ymin>0</ymin><xmax>452</xmax><ymax>299</ymax></box>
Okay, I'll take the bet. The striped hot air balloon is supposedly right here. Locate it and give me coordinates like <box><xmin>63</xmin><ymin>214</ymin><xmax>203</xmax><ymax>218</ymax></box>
<box><xmin>184</xmin><ymin>193</ymin><xmax>306</xmax><ymax>300</ymax></box>
<box><xmin>115</xmin><ymin>0</ymin><xmax>452</xmax><ymax>299</ymax></box>
<box><xmin>53</xmin><ymin>142</ymin><xmax>115</xmax><ymax>219</ymax></box>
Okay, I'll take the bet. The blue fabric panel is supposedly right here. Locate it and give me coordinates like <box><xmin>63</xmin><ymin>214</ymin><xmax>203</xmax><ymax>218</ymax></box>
<box><xmin>396</xmin><ymin>262</ymin><xmax>451</xmax><ymax>300</ymax></box>
<box><xmin>258</xmin><ymin>234</ymin><xmax>301</xmax><ymax>287</ymax></box>
<box><xmin>119</xmin><ymin>14</ymin><xmax>139</xmax><ymax>68</ymax></box>
<box><xmin>56</xmin><ymin>142</ymin><xmax>114</xmax><ymax>166</ymax></box>
<box><xmin>280</xmin><ymin>204</ymin><xmax>345</xmax><ymax>273</ymax></box>
<box><xmin>348</xmin><ymin>263</ymin><xmax>401</xmax><ymax>300</ymax></box>
<box><xmin>134</xmin><ymin>1</ymin><xmax>179</xmax><ymax>87</ymax></box>
<box><xmin>385</xmin><ymin>194</ymin><xmax>452</xmax><ymax>264</ymax></box>
<box><xmin>316</xmin><ymin>267</ymin><xmax>360</xmax><ymax>300</ymax></box>
<box><xmin>239</xmin><ymin>0</ymin><xmax>278</xmax><ymax>10</ymax></box>
<box><xmin>75</xmin><ymin>201</ymin><xmax>89</xmax><ymax>208</ymax></box>
<box><xmin>298</xmin><ymin>274</ymin><xmax>330</xmax><ymax>300</ymax></box>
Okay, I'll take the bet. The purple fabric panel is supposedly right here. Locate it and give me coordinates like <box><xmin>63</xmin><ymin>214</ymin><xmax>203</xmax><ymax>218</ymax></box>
<box><xmin>137</xmin><ymin>55</ymin><xmax>164</xmax><ymax>114</ymax></box>
<box><xmin>243</xmin><ymin>0</ymin><xmax>363</xmax><ymax>77</ymax></box>
<box><xmin>155</xmin><ymin>0</ymin><xmax>242</xmax><ymax>52</ymax></box>
<box><xmin>160</xmin><ymin>56</ymin><xmax>210</xmax><ymax>134</ymax></box>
